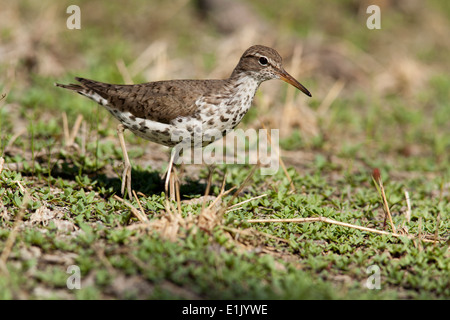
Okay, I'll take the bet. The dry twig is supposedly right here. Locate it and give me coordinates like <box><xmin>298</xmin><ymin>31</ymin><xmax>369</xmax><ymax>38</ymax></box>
<box><xmin>226</xmin><ymin>193</ymin><xmax>268</xmax><ymax>212</ymax></box>
<box><xmin>404</xmin><ymin>190</ymin><xmax>411</xmax><ymax>223</ymax></box>
<box><xmin>114</xmin><ymin>195</ymin><xmax>149</xmax><ymax>223</ymax></box>
<box><xmin>372</xmin><ymin>168</ymin><xmax>396</xmax><ymax>233</ymax></box>
<box><xmin>247</xmin><ymin>216</ymin><xmax>439</xmax><ymax>243</ymax></box>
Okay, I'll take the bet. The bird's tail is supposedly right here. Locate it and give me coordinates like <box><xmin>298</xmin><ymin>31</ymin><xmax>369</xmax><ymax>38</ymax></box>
<box><xmin>54</xmin><ymin>82</ymin><xmax>83</xmax><ymax>91</ymax></box>
<box><xmin>55</xmin><ymin>77</ymin><xmax>109</xmax><ymax>106</ymax></box>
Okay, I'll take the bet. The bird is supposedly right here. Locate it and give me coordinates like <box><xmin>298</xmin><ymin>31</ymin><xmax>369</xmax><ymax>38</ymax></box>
<box><xmin>56</xmin><ymin>45</ymin><xmax>311</xmax><ymax>198</ymax></box>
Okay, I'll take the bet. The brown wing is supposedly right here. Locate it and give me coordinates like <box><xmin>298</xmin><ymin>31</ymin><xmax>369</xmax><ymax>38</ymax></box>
<box><xmin>59</xmin><ymin>77</ymin><xmax>216</xmax><ymax>124</ymax></box>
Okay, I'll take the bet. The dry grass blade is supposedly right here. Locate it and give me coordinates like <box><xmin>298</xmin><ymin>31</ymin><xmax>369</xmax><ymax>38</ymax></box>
<box><xmin>113</xmin><ymin>195</ymin><xmax>149</xmax><ymax>223</ymax></box>
<box><xmin>62</xmin><ymin>112</ymin><xmax>70</xmax><ymax>144</ymax></box>
<box><xmin>0</xmin><ymin>157</ymin><xmax>4</xmax><ymax>175</ymax></box>
<box><xmin>5</xmin><ymin>128</ymin><xmax>26</xmax><ymax>150</ymax></box>
<box><xmin>208</xmin><ymin>181</ymin><xmax>235</xmax><ymax>211</ymax></box>
<box><xmin>198</xmin><ymin>174</ymin><xmax>235</xmax><ymax>231</ymax></box>
<box><xmin>13</xmin><ymin>180</ymin><xmax>26</xmax><ymax>193</ymax></box>
<box><xmin>225</xmin><ymin>163</ymin><xmax>260</xmax><ymax>209</ymax></box>
<box><xmin>116</xmin><ymin>58</ymin><xmax>134</xmax><ymax>85</ymax></box>
<box><xmin>317</xmin><ymin>79</ymin><xmax>345</xmax><ymax>118</ymax></box>
<box><xmin>221</xmin><ymin>225</ymin><xmax>290</xmax><ymax>244</ymax></box>
<box><xmin>226</xmin><ymin>193</ymin><xmax>267</xmax><ymax>212</ymax></box>
<box><xmin>434</xmin><ymin>212</ymin><xmax>441</xmax><ymax>243</ymax></box>
<box><xmin>132</xmin><ymin>190</ymin><xmax>146</xmax><ymax>219</ymax></box>
<box><xmin>246</xmin><ymin>216</ymin><xmax>440</xmax><ymax>243</ymax></box>
<box><xmin>206</xmin><ymin>172</ymin><xmax>235</xmax><ymax>212</ymax></box>
<box><xmin>283</xmin><ymin>44</ymin><xmax>303</xmax><ymax>110</ymax></box>
<box><xmin>372</xmin><ymin>168</ymin><xmax>396</xmax><ymax>233</ymax></box>
<box><xmin>62</xmin><ymin>113</ymin><xmax>84</xmax><ymax>147</ymax></box>
<box><xmin>129</xmin><ymin>40</ymin><xmax>168</xmax><ymax>78</ymax></box>
<box><xmin>68</xmin><ymin>114</ymin><xmax>84</xmax><ymax>146</ymax></box>
<box><xmin>404</xmin><ymin>190</ymin><xmax>411</xmax><ymax>223</ymax></box>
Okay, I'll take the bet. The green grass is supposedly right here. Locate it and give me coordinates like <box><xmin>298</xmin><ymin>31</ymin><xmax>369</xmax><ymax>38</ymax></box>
<box><xmin>0</xmin><ymin>158</ymin><xmax>448</xmax><ymax>299</ymax></box>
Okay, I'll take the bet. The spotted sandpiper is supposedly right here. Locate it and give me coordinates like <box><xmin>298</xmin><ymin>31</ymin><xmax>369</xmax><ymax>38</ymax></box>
<box><xmin>56</xmin><ymin>45</ymin><xmax>311</xmax><ymax>197</ymax></box>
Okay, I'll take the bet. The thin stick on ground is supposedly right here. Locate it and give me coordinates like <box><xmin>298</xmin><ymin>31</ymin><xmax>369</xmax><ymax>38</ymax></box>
<box><xmin>116</xmin><ymin>58</ymin><xmax>134</xmax><ymax>85</ymax></box>
<box><xmin>62</xmin><ymin>113</ymin><xmax>83</xmax><ymax>148</ymax></box>
<box><xmin>372</xmin><ymin>168</ymin><xmax>396</xmax><ymax>233</ymax></box>
<box><xmin>380</xmin><ymin>184</ymin><xmax>395</xmax><ymax>231</ymax></box>
<box><xmin>434</xmin><ymin>212</ymin><xmax>441</xmax><ymax>243</ymax></box>
<box><xmin>226</xmin><ymin>193</ymin><xmax>268</xmax><ymax>212</ymax></box>
<box><xmin>221</xmin><ymin>225</ymin><xmax>290</xmax><ymax>244</ymax></box>
<box><xmin>68</xmin><ymin>114</ymin><xmax>84</xmax><ymax>146</ymax></box>
<box><xmin>404</xmin><ymin>190</ymin><xmax>411</xmax><ymax>223</ymax></box>
<box><xmin>417</xmin><ymin>217</ymin><xmax>423</xmax><ymax>250</ymax></box>
<box><xmin>114</xmin><ymin>195</ymin><xmax>148</xmax><ymax>223</ymax></box>
<box><xmin>5</xmin><ymin>128</ymin><xmax>26</xmax><ymax>150</ymax></box>
<box><xmin>62</xmin><ymin>112</ymin><xmax>70</xmax><ymax>144</ymax></box>
<box><xmin>225</xmin><ymin>163</ymin><xmax>260</xmax><ymax>210</ymax></box>
<box><xmin>246</xmin><ymin>216</ymin><xmax>439</xmax><ymax>243</ymax></box>
<box><xmin>132</xmin><ymin>190</ymin><xmax>146</xmax><ymax>219</ymax></box>
<box><xmin>81</xmin><ymin>120</ymin><xmax>87</xmax><ymax>156</ymax></box>
<box><xmin>317</xmin><ymin>79</ymin><xmax>345</xmax><ymax>118</ymax></box>
<box><xmin>206</xmin><ymin>174</ymin><xmax>234</xmax><ymax>212</ymax></box>
<box><xmin>198</xmin><ymin>174</ymin><xmax>235</xmax><ymax>231</ymax></box>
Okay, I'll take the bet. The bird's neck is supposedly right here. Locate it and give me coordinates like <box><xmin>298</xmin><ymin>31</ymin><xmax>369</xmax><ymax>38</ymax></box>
<box><xmin>220</xmin><ymin>72</ymin><xmax>261</xmax><ymax>111</ymax></box>
<box><xmin>227</xmin><ymin>71</ymin><xmax>261</xmax><ymax>97</ymax></box>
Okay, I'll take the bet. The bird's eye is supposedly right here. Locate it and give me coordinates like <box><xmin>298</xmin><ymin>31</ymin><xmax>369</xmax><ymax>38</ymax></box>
<box><xmin>258</xmin><ymin>57</ymin><xmax>268</xmax><ymax>66</ymax></box>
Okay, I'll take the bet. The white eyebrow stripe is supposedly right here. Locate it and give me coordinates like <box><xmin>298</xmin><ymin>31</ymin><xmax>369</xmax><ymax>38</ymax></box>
<box><xmin>252</xmin><ymin>52</ymin><xmax>276</xmax><ymax>66</ymax></box>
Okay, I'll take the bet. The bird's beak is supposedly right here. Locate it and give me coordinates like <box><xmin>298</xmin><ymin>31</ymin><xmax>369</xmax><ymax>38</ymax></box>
<box><xmin>277</xmin><ymin>68</ymin><xmax>311</xmax><ymax>97</ymax></box>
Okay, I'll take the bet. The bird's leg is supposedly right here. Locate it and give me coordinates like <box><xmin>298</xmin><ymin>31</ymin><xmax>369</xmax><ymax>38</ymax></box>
<box><xmin>169</xmin><ymin>173</ymin><xmax>176</xmax><ymax>201</ymax></box>
<box><xmin>177</xmin><ymin>162</ymin><xmax>185</xmax><ymax>186</ymax></box>
<box><xmin>117</xmin><ymin>123</ymin><xmax>132</xmax><ymax>198</ymax></box>
<box><xmin>164</xmin><ymin>148</ymin><xmax>176</xmax><ymax>201</ymax></box>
